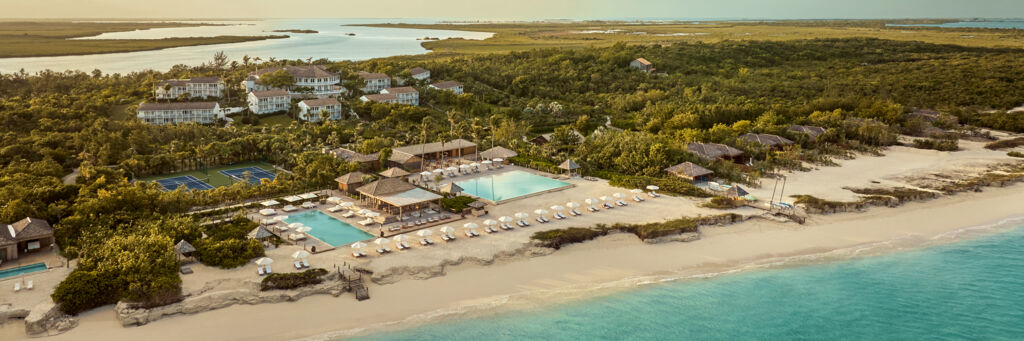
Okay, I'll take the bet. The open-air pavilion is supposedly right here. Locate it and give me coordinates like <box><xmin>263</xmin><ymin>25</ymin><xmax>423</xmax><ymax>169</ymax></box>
<box><xmin>174</xmin><ymin>240</ymin><xmax>197</xmax><ymax>263</ymax></box>
<box><xmin>479</xmin><ymin>146</ymin><xmax>518</xmax><ymax>160</ymax></box>
<box><xmin>357</xmin><ymin>178</ymin><xmax>442</xmax><ymax>218</ymax></box>
<box><xmin>558</xmin><ymin>159</ymin><xmax>580</xmax><ymax>176</ymax></box>
<box><xmin>665</xmin><ymin>162</ymin><xmax>714</xmax><ymax>184</ymax></box>
<box><xmin>379</xmin><ymin>167</ymin><xmax>411</xmax><ymax>178</ymax></box>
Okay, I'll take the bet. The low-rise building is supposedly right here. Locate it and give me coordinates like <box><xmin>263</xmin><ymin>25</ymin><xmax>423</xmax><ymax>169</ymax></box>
<box><xmin>429</xmin><ymin>81</ymin><xmax>464</xmax><ymax>95</ymax></box>
<box><xmin>247</xmin><ymin>90</ymin><xmax>291</xmax><ymax>115</ymax></box>
<box><xmin>630</xmin><ymin>58</ymin><xmax>654</xmax><ymax>73</ymax></box>
<box><xmin>154</xmin><ymin>77</ymin><xmax>225</xmax><ymax>99</ymax></box>
<box><xmin>788</xmin><ymin>125</ymin><xmax>827</xmax><ymax>140</ymax></box>
<box><xmin>409</xmin><ymin>67</ymin><xmax>430</xmax><ymax>81</ymax></box>
<box><xmin>298</xmin><ymin>98</ymin><xmax>343</xmax><ymax>122</ymax></box>
<box><xmin>326</xmin><ymin>147</ymin><xmax>380</xmax><ymax>170</ymax></box>
<box><xmin>137</xmin><ymin>102</ymin><xmax>223</xmax><ymax>125</ymax></box>
<box><xmin>739</xmin><ymin>133</ymin><xmax>794</xmax><ymax>150</ymax></box>
<box><xmin>357</xmin><ymin>71</ymin><xmax>391</xmax><ymax>93</ymax></box>
<box><xmin>359</xmin><ymin>93</ymin><xmax>399</xmax><ymax>104</ymax></box>
<box><xmin>379</xmin><ymin>87</ymin><xmax>419</xmax><ymax>106</ymax></box>
<box><xmin>244</xmin><ymin>65</ymin><xmax>344</xmax><ymax>98</ymax></box>
<box><xmin>335</xmin><ymin>171</ymin><xmax>369</xmax><ymax>194</ymax></box>
<box><xmin>687</xmin><ymin>142</ymin><xmax>746</xmax><ymax>163</ymax></box>
<box><xmin>1</xmin><ymin>217</ymin><xmax>55</xmax><ymax>261</ymax></box>
<box><xmin>665</xmin><ymin>162</ymin><xmax>714</xmax><ymax>184</ymax></box>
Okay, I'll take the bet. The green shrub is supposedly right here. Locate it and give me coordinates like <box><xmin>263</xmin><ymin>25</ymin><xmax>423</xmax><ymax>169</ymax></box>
<box><xmin>702</xmin><ymin>196</ymin><xmax>743</xmax><ymax>209</ymax></box>
<box><xmin>51</xmin><ymin>270</ymin><xmax>120</xmax><ymax>315</ymax></box>
<box><xmin>1009</xmin><ymin>151</ymin><xmax>1024</xmax><ymax>158</ymax></box>
<box><xmin>261</xmin><ymin>268</ymin><xmax>329</xmax><ymax>291</ymax></box>
<box><xmin>608</xmin><ymin>174</ymin><xmax>711</xmax><ymax>198</ymax></box>
<box><xmin>195</xmin><ymin>238</ymin><xmax>265</xmax><ymax>268</ymax></box>
<box><xmin>985</xmin><ymin>137</ymin><xmax>1024</xmax><ymax>150</ymax></box>
<box><xmin>792</xmin><ymin>195</ymin><xmax>848</xmax><ymax>210</ymax></box>
<box><xmin>912</xmin><ymin>138</ymin><xmax>959</xmax><ymax>151</ymax></box>
<box><xmin>531</xmin><ymin>227</ymin><xmax>609</xmax><ymax>249</ymax></box>
<box><xmin>440</xmin><ymin>195</ymin><xmax>476</xmax><ymax>212</ymax></box>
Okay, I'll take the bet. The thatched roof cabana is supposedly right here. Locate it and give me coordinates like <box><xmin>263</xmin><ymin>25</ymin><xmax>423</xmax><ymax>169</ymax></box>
<box><xmin>357</xmin><ymin>178</ymin><xmax>441</xmax><ymax>215</ymax></box>
<box><xmin>174</xmin><ymin>240</ymin><xmax>196</xmax><ymax>255</ymax></box>
<box><xmin>558</xmin><ymin>159</ymin><xmax>580</xmax><ymax>171</ymax></box>
<box><xmin>335</xmin><ymin>171</ymin><xmax>367</xmax><ymax>185</ymax></box>
<box><xmin>725</xmin><ymin>185</ymin><xmax>750</xmax><ymax>199</ymax></box>
<box><xmin>665</xmin><ymin>162</ymin><xmax>713</xmax><ymax>182</ymax></box>
<box><xmin>687</xmin><ymin>143</ymin><xmax>745</xmax><ymax>162</ymax></box>
<box><xmin>788</xmin><ymin>125</ymin><xmax>827</xmax><ymax>139</ymax></box>
<box><xmin>247</xmin><ymin>226</ymin><xmax>274</xmax><ymax>241</ymax></box>
<box><xmin>479</xmin><ymin>146</ymin><xmax>518</xmax><ymax>160</ymax></box>
<box><xmin>740</xmin><ymin>133</ymin><xmax>794</xmax><ymax>148</ymax></box>
<box><xmin>440</xmin><ymin>182</ymin><xmax>464</xmax><ymax>194</ymax></box>
<box><xmin>379</xmin><ymin>167</ymin><xmax>410</xmax><ymax>178</ymax></box>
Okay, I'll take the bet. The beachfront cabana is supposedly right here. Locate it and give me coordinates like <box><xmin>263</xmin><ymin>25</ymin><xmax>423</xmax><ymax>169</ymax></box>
<box><xmin>335</xmin><ymin>171</ymin><xmax>368</xmax><ymax>194</ymax></box>
<box><xmin>174</xmin><ymin>240</ymin><xmax>197</xmax><ymax>263</ymax></box>
<box><xmin>440</xmin><ymin>182</ymin><xmax>464</xmax><ymax>195</ymax></box>
<box><xmin>479</xmin><ymin>146</ymin><xmax>518</xmax><ymax>161</ymax></box>
<box><xmin>725</xmin><ymin>185</ymin><xmax>751</xmax><ymax>200</ymax></box>
<box><xmin>357</xmin><ymin>178</ymin><xmax>442</xmax><ymax>217</ymax></box>
<box><xmin>558</xmin><ymin>159</ymin><xmax>581</xmax><ymax>176</ymax></box>
<box><xmin>687</xmin><ymin>142</ymin><xmax>747</xmax><ymax>164</ymax></box>
<box><xmin>283</xmin><ymin>195</ymin><xmax>303</xmax><ymax>203</ymax></box>
<box><xmin>788</xmin><ymin>125</ymin><xmax>827</xmax><ymax>140</ymax></box>
<box><xmin>248</xmin><ymin>226</ymin><xmax>275</xmax><ymax>242</ymax></box>
<box><xmin>665</xmin><ymin>162</ymin><xmax>714</xmax><ymax>184</ymax></box>
<box><xmin>299</xmin><ymin>193</ymin><xmax>318</xmax><ymax>200</ymax></box>
<box><xmin>379</xmin><ymin>167</ymin><xmax>411</xmax><ymax>178</ymax></box>
<box><xmin>740</xmin><ymin>133</ymin><xmax>794</xmax><ymax>150</ymax></box>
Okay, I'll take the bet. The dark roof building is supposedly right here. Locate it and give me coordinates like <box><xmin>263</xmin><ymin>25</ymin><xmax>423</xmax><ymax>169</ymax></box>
<box><xmin>740</xmin><ymin>133</ymin><xmax>794</xmax><ymax>148</ymax></box>
<box><xmin>788</xmin><ymin>125</ymin><xmax>827</xmax><ymax>139</ymax></box>
<box><xmin>687</xmin><ymin>143</ymin><xmax>745</xmax><ymax>162</ymax></box>
<box><xmin>665</xmin><ymin>162</ymin><xmax>714</xmax><ymax>182</ymax></box>
<box><xmin>1</xmin><ymin>217</ymin><xmax>55</xmax><ymax>261</ymax></box>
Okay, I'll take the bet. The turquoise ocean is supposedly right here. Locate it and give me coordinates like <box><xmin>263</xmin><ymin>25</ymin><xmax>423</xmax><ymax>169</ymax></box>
<box><xmin>352</xmin><ymin>218</ymin><xmax>1024</xmax><ymax>340</ymax></box>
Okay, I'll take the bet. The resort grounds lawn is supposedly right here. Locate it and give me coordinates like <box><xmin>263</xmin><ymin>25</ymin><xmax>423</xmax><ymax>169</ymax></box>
<box><xmin>139</xmin><ymin>161</ymin><xmax>278</xmax><ymax>189</ymax></box>
<box><xmin>259</xmin><ymin>113</ymin><xmax>297</xmax><ymax>126</ymax></box>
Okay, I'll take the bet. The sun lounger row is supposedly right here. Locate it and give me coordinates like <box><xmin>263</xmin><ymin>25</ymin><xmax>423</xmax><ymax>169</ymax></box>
<box><xmin>257</xmin><ymin>266</ymin><xmax>273</xmax><ymax>276</ymax></box>
<box><xmin>376</xmin><ymin>245</ymin><xmax>392</xmax><ymax>254</ymax></box>
<box><xmin>633</xmin><ymin>195</ymin><xmax>645</xmax><ymax>202</ymax></box>
<box><xmin>420</xmin><ymin>237</ymin><xmax>435</xmax><ymax>245</ymax></box>
<box><xmin>294</xmin><ymin>259</ymin><xmax>311</xmax><ymax>269</ymax></box>
<box><xmin>440</xmin><ymin>232</ymin><xmax>457</xmax><ymax>241</ymax></box>
<box><xmin>465</xmin><ymin>230</ymin><xmax>481</xmax><ymax>237</ymax></box>
<box><xmin>536</xmin><ymin>216</ymin><xmax>550</xmax><ymax>223</ymax></box>
<box><xmin>616</xmin><ymin>200</ymin><xmax>628</xmax><ymax>206</ymax></box>
<box><xmin>485</xmin><ymin>225</ymin><xmax>499</xmax><ymax>233</ymax></box>
<box><xmin>353</xmin><ymin>250</ymin><xmax>368</xmax><ymax>258</ymax></box>
<box><xmin>12</xmin><ymin>280</ymin><xmax>33</xmax><ymax>292</ymax></box>
<box><xmin>516</xmin><ymin>220</ymin><xmax>531</xmax><ymax>227</ymax></box>
<box><xmin>553</xmin><ymin>212</ymin><xmax>567</xmax><ymax>220</ymax></box>
<box><xmin>395</xmin><ymin>241</ymin><xmax>411</xmax><ymax>250</ymax></box>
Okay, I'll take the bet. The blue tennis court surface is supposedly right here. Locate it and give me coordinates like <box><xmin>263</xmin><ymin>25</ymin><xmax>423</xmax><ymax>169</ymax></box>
<box><xmin>155</xmin><ymin>175</ymin><xmax>215</xmax><ymax>191</ymax></box>
<box><xmin>219</xmin><ymin>166</ymin><xmax>276</xmax><ymax>184</ymax></box>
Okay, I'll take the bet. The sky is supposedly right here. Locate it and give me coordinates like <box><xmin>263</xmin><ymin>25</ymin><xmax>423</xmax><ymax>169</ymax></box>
<box><xmin>2</xmin><ymin>0</ymin><xmax>1023</xmax><ymax>20</ymax></box>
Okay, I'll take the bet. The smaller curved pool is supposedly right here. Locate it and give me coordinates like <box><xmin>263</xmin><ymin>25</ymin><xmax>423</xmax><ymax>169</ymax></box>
<box><xmin>0</xmin><ymin>262</ymin><xmax>47</xmax><ymax>279</ymax></box>
<box><xmin>284</xmin><ymin>211</ymin><xmax>374</xmax><ymax>247</ymax></box>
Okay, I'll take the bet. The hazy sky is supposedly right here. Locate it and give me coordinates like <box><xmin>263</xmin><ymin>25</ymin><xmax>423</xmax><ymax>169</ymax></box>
<box><xmin>3</xmin><ymin>0</ymin><xmax>1023</xmax><ymax>19</ymax></box>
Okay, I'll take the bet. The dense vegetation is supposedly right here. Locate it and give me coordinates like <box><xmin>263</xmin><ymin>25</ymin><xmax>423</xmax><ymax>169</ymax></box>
<box><xmin>3</xmin><ymin>36</ymin><xmax>1023</xmax><ymax>313</ymax></box>
<box><xmin>260</xmin><ymin>268</ymin><xmax>329</xmax><ymax>291</ymax></box>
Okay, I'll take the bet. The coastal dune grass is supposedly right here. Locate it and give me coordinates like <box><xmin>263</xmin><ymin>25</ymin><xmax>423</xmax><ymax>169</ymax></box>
<box><xmin>532</xmin><ymin>215</ymin><xmax>737</xmax><ymax>249</ymax></box>
<box><xmin>261</xmin><ymin>268</ymin><xmax>329</xmax><ymax>291</ymax></box>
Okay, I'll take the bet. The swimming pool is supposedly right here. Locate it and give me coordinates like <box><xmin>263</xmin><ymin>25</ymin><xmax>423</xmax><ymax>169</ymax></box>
<box><xmin>0</xmin><ymin>262</ymin><xmax>47</xmax><ymax>279</ymax></box>
<box><xmin>455</xmin><ymin>170</ymin><xmax>572</xmax><ymax>203</ymax></box>
<box><xmin>283</xmin><ymin>211</ymin><xmax>374</xmax><ymax>247</ymax></box>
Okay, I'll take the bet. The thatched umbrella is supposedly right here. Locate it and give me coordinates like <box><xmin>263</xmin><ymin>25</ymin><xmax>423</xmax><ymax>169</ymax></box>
<box><xmin>558</xmin><ymin>159</ymin><xmax>580</xmax><ymax>176</ymax></box>
<box><xmin>174</xmin><ymin>240</ymin><xmax>196</xmax><ymax>262</ymax></box>
<box><xmin>248</xmin><ymin>226</ymin><xmax>274</xmax><ymax>242</ymax></box>
<box><xmin>725</xmin><ymin>185</ymin><xmax>751</xmax><ymax>199</ymax></box>
<box><xmin>440</xmin><ymin>182</ymin><xmax>464</xmax><ymax>194</ymax></box>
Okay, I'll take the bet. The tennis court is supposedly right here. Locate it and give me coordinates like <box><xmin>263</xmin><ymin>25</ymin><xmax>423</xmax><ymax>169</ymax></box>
<box><xmin>220</xmin><ymin>166</ymin><xmax>276</xmax><ymax>184</ymax></box>
<box><xmin>154</xmin><ymin>175</ymin><xmax>215</xmax><ymax>191</ymax></box>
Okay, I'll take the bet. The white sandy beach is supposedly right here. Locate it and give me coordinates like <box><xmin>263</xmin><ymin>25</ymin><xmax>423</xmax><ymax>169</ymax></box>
<box><xmin>2</xmin><ymin>137</ymin><xmax>1022</xmax><ymax>341</ymax></box>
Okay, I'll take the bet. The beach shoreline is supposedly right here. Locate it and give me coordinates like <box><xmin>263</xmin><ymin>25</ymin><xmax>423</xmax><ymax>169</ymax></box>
<box><xmin>6</xmin><ymin>179</ymin><xmax>1019</xmax><ymax>341</ymax></box>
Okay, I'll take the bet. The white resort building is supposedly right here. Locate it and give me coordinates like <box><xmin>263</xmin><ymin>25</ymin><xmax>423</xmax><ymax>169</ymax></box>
<box><xmin>154</xmin><ymin>77</ymin><xmax>224</xmax><ymax>99</ymax></box>
<box><xmin>357</xmin><ymin>71</ymin><xmax>391</xmax><ymax>93</ymax></box>
<box><xmin>137</xmin><ymin>102</ymin><xmax>223</xmax><ymax>125</ymax></box>
<box><xmin>244</xmin><ymin>65</ymin><xmax>345</xmax><ymax>98</ymax></box>
<box><xmin>429</xmin><ymin>81</ymin><xmax>464</xmax><ymax>95</ymax></box>
<box><xmin>409</xmin><ymin>67</ymin><xmax>430</xmax><ymax>81</ymax></box>
<box><xmin>247</xmin><ymin>90</ymin><xmax>291</xmax><ymax>115</ymax></box>
<box><xmin>298</xmin><ymin>98</ymin><xmax>343</xmax><ymax>122</ymax></box>
<box><xmin>379</xmin><ymin>87</ymin><xmax>419</xmax><ymax>106</ymax></box>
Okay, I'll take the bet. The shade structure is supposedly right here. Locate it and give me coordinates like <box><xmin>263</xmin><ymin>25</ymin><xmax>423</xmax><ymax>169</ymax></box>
<box><xmin>630</xmin><ymin>189</ymin><xmax>644</xmax><ymax>194</ymax></box>
<box><xmin>498</xmin><ymin>216</ymin><xmax>514</xmax><ymax>223</ymax></box>
<box><xmin>294</xmin><ymin>226</ymin><xmax>312</xmax><ymax>233</ymax></box>
<box><xmin>259</xmin><ymin>208</ymin><xmax>276</xmax><ymax>216</ymax></box>
<box><xmin>174</xmin><ymin>240</ymin><xmax>196</xmax><ymax>255</ymax></box>
<box><xmin>261</xmin><ymin>200</ymin><xmax>280</xmax><ymax>207</ymax></box>
<box><xmin>351</xmin><ymin>241</ymin><xmax>368</xmax><ymax>249</ymax></box>
<box><xmin>254</xmin><ymin>257</ymin><xmax>274</xmax><ymax>266</ymax></box>
<box><xmin>326</xmin><ymin>196</ymin><xmax>342</xmax><ymax>204</ymax></box>
<box><xmin>379</xmin><ymin>167</ymin><xmax>411</xmax><ymax>178</ymax></box>
<box><xmin>463</xmin><ymin>222</ymin><xmax>480</xmax><ymax>229</ymax></box>
<box><xmin>482</xmin><ymin>219</ymin><xmax>498</xmax><ymax>226</ymax></box>
<box><xmin>416</xmin><ymin>229</ymin><xmax>433</xmax><ymax>237</ymax></box>
<box><xmin>439</xmin><ymin>226</ymin><xmax>455</xmax><ymax>234</ymax></box>
<box><xmin>248</xmin><ymin>226</ymin><xmax>274</xmax><ymax>240</ymax></box>
<box><xmin>339</xmin><ymin>201</ymin><xmax>355</xmax><ymax>207</ymax></box>
<box><xmin>646</xmin><ymin>185</ymin><xmax>660</xmax><ymax>191</ymax></box>
<box><xmin>533</xmin><ymin>209</ymin><xmax>549</xmax><ymax>215</ymax></box>
<box><xmin>598</xmin><ymin>196</ymin><xmax>612</xmax><ymax>202</ymax></box>
<box><xmin>514</xmin><ymin>212</ymin><xmax>529</xmax><ymax>219</ymax></box>
<box><xmin>558</xmin><ymin>159</ymin><xmax>581</xmax><ymax>171</ymax></box>
<box><xmin>374</xmin><ymin>238</ymin><xmax>390</xmax><ymax>247</ymax></box>
<box><xmin>612</xmin><ymin>193</ymin><xmax>624</xmax><ymax>199</ymax></box>
<box><xmin>584</xmin><ymin>198</ymin><xmax>596</xmax><ymax>205</ymax></box>
<box><xmin>565</xmin><ymin>202</ymin><xmax>580</xmax><ymax>209</ymax></box>
<box><xmin>550</xmin><ymin>205</ymin><xmax>565</xmax><ymax>211</ymax></box>
<box><xmin>392</xmin><ymin>235</ymin><xmax>409</xmax><ymax>243</ymax></box>
<box><xmin>291</xmin><ymin>250</ymin><xmax>311</xmax><ymax>259</ymax></box>
<box><xmin>446</xmin><ymin>166</ymin><xmax>458</xmax><ymax>172</ymax></box>
<box><xmin>440</xmin><ymin>182</ymin><xmax>464</xmax><ymax>194</ymax></box>
<box><xmin>288</xmin><ymin>222</ymin><xmax>305</xmax><ymax>229</ymax></box>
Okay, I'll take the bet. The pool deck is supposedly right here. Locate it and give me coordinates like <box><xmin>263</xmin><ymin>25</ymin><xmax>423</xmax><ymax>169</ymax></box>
<box><xmin>425</xmin><ymin>165</ymin><xmax>576</xmax><ymax>205</ymax></box>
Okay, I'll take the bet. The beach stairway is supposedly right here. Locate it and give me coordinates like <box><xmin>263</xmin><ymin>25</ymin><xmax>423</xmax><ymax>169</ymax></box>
<box><xmin>345</xmin><ymin>274</ymin><xmax>370</xmax><ymax>301</ymax></box>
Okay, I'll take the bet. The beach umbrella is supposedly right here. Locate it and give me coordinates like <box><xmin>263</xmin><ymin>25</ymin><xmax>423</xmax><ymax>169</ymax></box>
<box><xmin>351</xmin><ymin>241</ymin><xmax>368</xmax><ymax>249</ymax></box>
<box><xmin>630</xmin><ymin>189</ymin><xmax>644</xmax><ymax>194</ymax></box>
<box><xmin>646</xmin><ymin>185</ymin><xmax>660</xmax><ymax>191</ymax></box>
<box><xmin>482</xmin><ymin>219</ymin><xmax>498</xmax><ymax>226</ymax></box>
<box><xmin>357</xmin><ymin>209</ymin><xmax>372</xmax><ymax>215</ymax></box>
<box><xmin>459</xmin><ymin>164</ymin><xmax>471</xmax><ymax>169</ymax></box>
<box><xmin>566</xmin><ymin>202</ymin><xmax>580</xmax><ymax>209</ymax></box>
<box><xmin>339</xmin><ymin>201</ymin><xmax>354</xmax><ymax>208</ymax></box>
<box><xmin>392</xmin><ymin>235</ymin><xmax>409</xmax><ymax>244</ymax></box>
<box><xmin>439</xmin><ymin>226</ymin><xmax>455</xmax><ymax>234</ymax></box>
<box><xmin>446</xmin><ymin>166</ymin><xmax>458</xmax><ymax>172</ymax></box>
<box><xmin>470</xmin><ymin>162</ymin><xmax>481</xmax><ymax>168</ymax></box>
<box><xmin>514</xmin><ymin>212</ymin><xmax>529</xmax><ymax>220</ymax></box>
<box><xmin>463</xmin><ymin>222</ymin><xmax>480</xmax><ymax>230</ymax></box>
<box><xmin>416</xmin><ymin>229</ymin><xmax>433</xmax><ymax>237</ymax></box>
<box><xmin>493</xmin><ymin>158</ymin><xmax>504</xmax><ymax>163</ymax></box>
<box><xmin>584</xmin><ymin>198</ymin><xmax>596</xmax><ymax>206</ymax></box>
<box><xmin>498</xmin><ymin>216</ymin><xmax>514</xmax><ymax>223</ymax></box>
<box><xmin>288</xmin><ymin>222</ymin><xmax>305</xmax><ymax>229</ymax></box>
<box><xmin>291</xmin><ymin>250</ymin><xmax>311</xmax><ymax>259</ymax></box>
<box><xmin>598</xmin><ymin>196</ymin><xmax>612</xmax><ymax>202</ymax></box>
<box><xmin>254</xmin><ymin>257</ymin><xmax>274</xmax><ymax>266</ymax></box>
<box><xmin>375</xmin><ymin>238</ymin><xmax>390</xmax><ymax>247</ymax></box>
<box><xmin>612</xmin><ymin>193</ymin><xmax>624</xmax><ymax>199</ymax></box>
<box><xmin>433</xmin><ymin>169</ymin><xmax>445</xmax><ymax>173</ymax></box>
<box><xmin>533</xmin><ymin>209</ymin><xmax>549</xmax><ymax>216</ymax></box>
<box><xmin>295</xmin><ymin>226</ymin><xmax>312</xmax><ymax>233</ymax></box>
<box><xmin>550</xmin><ymin>205</ymin><xmax>565</xmax><ymax>211</ymax></box>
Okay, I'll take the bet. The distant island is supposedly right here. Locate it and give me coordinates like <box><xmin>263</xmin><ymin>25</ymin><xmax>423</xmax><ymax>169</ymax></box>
<box><xmin>271</xmin><ymin>29</ymin><xmax>318</xmax><ymax>34</ymax></box>
<box><xmin>417</xmin><ymin>37</ymin><xmax>440</xmax><ymax>41</ymax></box>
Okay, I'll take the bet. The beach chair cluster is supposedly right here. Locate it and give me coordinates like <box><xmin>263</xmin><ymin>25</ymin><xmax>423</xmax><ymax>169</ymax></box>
<box><xmin>352</xmin><ymin>249</ymin><xmax>368</xmax><ymax>258</ymax></box>
<box><xmin>293</xmin><ymin>259</ymin><xmax>311</xmax><ymax>270</ymax></box>
<box><xmin>440</xmin><ymin>231</ymin><xmax>458</xmax><ymax>241</ymax></box>
<box><xmin>376</xmin><ymin>244</ymin><xmax>392</xmax><ymax>254</ymax></box>
<box><xmin>465</xmin><ymin>229</ymin><xmax>481</xmax><ymax>237</ymax></box>
<box><xmin>419</xmin><ymin>236</ymin><xmax>435</xmax><ymax>245</ymax></box>
<box><xmin>257</xmin><ymin>266</ymin><xmax>273</xmax><ymax>276</ymax></box>
<box><xmin>12</xmin><ymin>280</ymin><xmax>33</xmax><ymax>292</ymax></box>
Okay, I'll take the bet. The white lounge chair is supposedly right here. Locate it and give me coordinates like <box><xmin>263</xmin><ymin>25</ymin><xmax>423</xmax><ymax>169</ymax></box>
<box><xmin>13</xmin><ymin>282</ymin><xmax>20</xmax><ymax>292</ymax></box>
<box><xmin>341</xmin><ymin>211</ymin><xmax>355</xmax><ymax>218</ymax></box>
<box><xmin>302</xmin><ymin>259</ymin><xmax>310</xmax><ymax>268</ymax></box>
<box><xmin>294</xmin><ymin>261</ymin><xmax>303</xmax><ymax>269</ymax></box>
<box><xmin>25</xmin><ymin>280</ymin><xmax>32</xmax><ymax>290</ymax></box>
<box><xmin>536</xmin><ymin>217</ymin><xmax>546</xmax><ymax>223</ymax></box>
<box><xmin>648</xmin><ymin>191</ymin><xmax>660</xmax><ymax>198</ymax></box>
<box><xmin>486</xmin><ymin>226</ymin><xmax>498</xmax><ymax>233</ymax></box>
<box><xmin>420</xmin><ymin>238</ymin><xmax>430</xmax><ymax>246</ymax></box>
<box><xmin>500</xmin><ymin>223</ymin><xmax>513</xmax><ymax>230</ymax></box>
<box><xmin>554</xmin><ymin>213</ymin><xmax>566</xmax><ymax>219</ymax></box>
<box><xmin>603</xmin><ymin>202</ymin><xmax>615</xmax><ymax>209</ymax></box>
<box><xmin>265</xmin><ymin>265</ymin><xmax>272</xmax><ymax>274</ymax></box>
<box><xmin>568</xmin><ymin>210</ymin><xmax>580</xmax><ymax>216</ymax></box>
<box><xmin>353</xmin><ymin>251</ymin><xmax>365</xmax><ymax>258</ymax></box>
<box><xmin>426</xmin><ymin>237</ymin><xmax>435</xmax><ymax>244</ymax></box>
<box><xmin>633</xmin><ymin>195</ymin><xmax>644</xmax><ymax>202</ymax></box>
<box><xmin>465</xmin><ymin>230</ymin><xmax>476</xmax><ymax>237</ymax></box>
<box><xmin>401</xmin><ymin>241</ymin><xmax>411</xmax><ymax>249</ymax></box>
<box><xmin>516</xmin><ymin>220</ymin><xmax>526</xmax><ymax>227</ymax></box>
<box><xmin>441</xmin><ymin>234</ymin><xmax>451</xmax><ymax>241</ymax></box>
<box><xmin>359</xmin><ymin>218</ymin><xmax>374</xmax><ymax>226</ymax></box>
<box><xmin>447</xmin><ymin>233</ymin><xmax>457</xmax><ymax>240</ymax></box>
<box><xmin>257</xmin><ymin>267</ymin><xmax>265</xmax><ymax>276</ymax></box>
<box><xmin>616</xmin><ymin>200</ymin><xmax>628</xmax><ymax>206</ymax></box>
<box><xmin>588</xmin><ymin>206</ymin><xmax>599</xmax><ymax>212</ymax></box>
<box><xmin>521</xmin><ymin>220</ymin><xmax>531</xmax><ymax>226</ymax></box>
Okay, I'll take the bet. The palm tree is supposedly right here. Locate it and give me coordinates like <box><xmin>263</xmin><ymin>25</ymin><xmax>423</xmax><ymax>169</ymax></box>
<box><xmin>420</xmin><ymin>116</ymin><xmax>434</xmax><ymax>168</ymax></box>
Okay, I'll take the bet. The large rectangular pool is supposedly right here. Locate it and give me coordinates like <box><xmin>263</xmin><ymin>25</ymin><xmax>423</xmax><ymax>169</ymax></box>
<box><xmin>0</xmin><ymin>262</ymin><xmax>47</xmax><ymax>279</ymax></box>
<box><xmin>455</xmin><ymin>170</ymin><xmax>572</xmax><ymax>203</ymax></box>
<box><xmin>283</xmin><ymin>211</ymin><xmax>374</xmax><ymax>247</ymax></box>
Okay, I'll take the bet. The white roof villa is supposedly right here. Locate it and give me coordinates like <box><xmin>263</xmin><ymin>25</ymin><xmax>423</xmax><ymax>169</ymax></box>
<box><xmin>154</xmin><ymin>77</ymin><xmax>224</xmax><ymax>99</ymax></box>
<box><xmin>429</xmin><ymin>81</ymin><xmax>464</xmax><ymax>95</ymax></box>
<box><xmin>137</xmin><ymin>102</ymin><xmax>223</xmax><ymax>125</ymax></box>
<box><xmin>298</xmin><ymin>97</ymin><xmax>343</xmax><ymax>122</ymax></box>
<box><xmin>409</xmin><ymin>67</ymin><xmax>430</xmax><ymax>81</ymax></box>
<box><xmin>244</xmin><ymin>65</ymin><xmax>344</xmax><ymax>98</ymax></box>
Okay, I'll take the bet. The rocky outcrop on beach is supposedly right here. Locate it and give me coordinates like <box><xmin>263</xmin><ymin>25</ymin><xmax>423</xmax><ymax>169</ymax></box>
<box><xmin>643</xmin><ymin>232</ymin><xmax>700</xmax><ymax>244</ymax></box>
<box><xmin>366</xmin><ymin>244</ymin><xmax>555</xmax><ymax>285</ymax></box>
<box><xmin>24</xmin><ymin>302</ymin><xmax>77</xmax><ymax>336</ymax></box>
<box><xmin>115</xmin><ymin>272</ymin><xmax>349</xmax><ymax>327</ymax></box>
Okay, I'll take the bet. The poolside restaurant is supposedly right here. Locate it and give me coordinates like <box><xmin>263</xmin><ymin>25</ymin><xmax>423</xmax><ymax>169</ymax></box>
<box><xmin>356</xmin><ymin>178</ymin><xmax>442</xmax><ymax>218</ymax></box>
<box><xmin>389</xmin><ymin>139</ymin><xmax>477</xmax><ymax>170</ymax></box>
<box><xmin>0</xmin><ymin>217</ymin><xmax>55</xmax><ymax>262</ymax></box>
